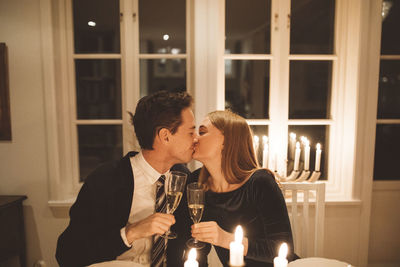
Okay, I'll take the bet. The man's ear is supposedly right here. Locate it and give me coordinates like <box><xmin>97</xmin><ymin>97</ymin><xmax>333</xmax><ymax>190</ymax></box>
<box><xmin>158</xmin><ymin>128</ymin><xmax>170</xmax><ymax>144</ymax></box>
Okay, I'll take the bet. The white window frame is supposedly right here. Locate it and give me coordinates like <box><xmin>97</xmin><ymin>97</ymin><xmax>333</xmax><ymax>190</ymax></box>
<box><xmin>42</xmin><ymin>0</ymin><xmax>380</xmax><ymax>204</ymax></box>
<box><xmin>43</xmin><ymin>0</ymin><xmax>193</xmax><ymax>203</ymax></box>
<box><xmin>193</xmin><ymin>0</ymin><xmax>364</xmax><ymax>201</ymax></box>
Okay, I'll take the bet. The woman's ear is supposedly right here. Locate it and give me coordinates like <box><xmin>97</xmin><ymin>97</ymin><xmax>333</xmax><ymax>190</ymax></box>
<box><xmin>158</xmin><ymin>128</ymin><xmax>170</xmax><ymax>144</ymax></box>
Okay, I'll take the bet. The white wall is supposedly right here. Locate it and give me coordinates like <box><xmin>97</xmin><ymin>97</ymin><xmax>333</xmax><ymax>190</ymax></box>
<box><xmin>368</xmin><ymin>182</ymin><xmax>400</xmax><ymax>266</ymax></box>
<box><xmin>0</xmin><ymin>0</ymin><xmax>68</xmax><ymax>266</ymax></box>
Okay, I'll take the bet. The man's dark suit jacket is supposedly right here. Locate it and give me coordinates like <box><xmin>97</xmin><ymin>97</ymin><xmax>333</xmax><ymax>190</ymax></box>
<box><xmin>56</xmin><ymin>151</ymin><xmax>195</xmax><ymax>267</ymax></box>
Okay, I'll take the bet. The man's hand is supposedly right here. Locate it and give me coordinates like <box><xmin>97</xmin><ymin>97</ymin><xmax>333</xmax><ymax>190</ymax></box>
<box><xmin>125</xmin><ymin>213</ymin><xmax>175</xmax><ymax>244</ymax></box>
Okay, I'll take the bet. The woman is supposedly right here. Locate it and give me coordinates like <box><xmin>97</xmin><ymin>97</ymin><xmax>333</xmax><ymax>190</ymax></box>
<box><xmin>191</xmin><ymin>110</ymin><xmax>294</xmax><ymax>267</ymax></box>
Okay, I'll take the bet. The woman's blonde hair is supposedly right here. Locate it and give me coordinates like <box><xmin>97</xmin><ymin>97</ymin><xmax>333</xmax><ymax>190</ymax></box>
<box><xmin>199</xmin><ymin>110</ymin><xmax>272</xmax><ymax>187</ymax></box>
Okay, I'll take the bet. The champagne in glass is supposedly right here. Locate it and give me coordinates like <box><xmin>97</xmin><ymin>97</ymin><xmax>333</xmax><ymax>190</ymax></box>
<box><xmin>188</xmin><ymin>203</ymin><xmax>204</xmax><ymax>223</ymax></box>
<box><xmin>161</xmin><ymin>171</ymin><xmax>187</xmax><ymax>239</ymax></box>
<box><xmin>186</xmin><ymin>182</ymin><xmax>205</xmax><ymax>249</ymax></box>
<box><xmin>166</xmin><ymin>191</ymin><xmax>183</xmax><ymax>214</ymax></box>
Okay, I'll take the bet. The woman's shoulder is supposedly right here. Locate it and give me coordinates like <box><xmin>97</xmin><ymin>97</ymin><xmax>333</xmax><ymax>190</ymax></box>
<box><xmin>250</xmin><ymin>168</ymin><xmax>276</xmax><ymax>185</ymax></box>
<box><xmin>247</xmin><ymin>169</ymin><xmax>283</xmax><ymax>204</ymax></box>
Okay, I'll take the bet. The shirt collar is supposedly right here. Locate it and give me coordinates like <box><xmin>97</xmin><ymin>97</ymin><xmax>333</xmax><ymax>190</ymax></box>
<box><xmin>135</xmin><ymin>151</ymin><xmax>169</xmax><ymax>184</ymax></box>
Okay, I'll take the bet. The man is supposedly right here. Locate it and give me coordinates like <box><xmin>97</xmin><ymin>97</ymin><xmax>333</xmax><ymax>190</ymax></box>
<box><xmin>56</xmin><ymin>91</ymin><xmax>198</xmax><ymax>267</ymax></box>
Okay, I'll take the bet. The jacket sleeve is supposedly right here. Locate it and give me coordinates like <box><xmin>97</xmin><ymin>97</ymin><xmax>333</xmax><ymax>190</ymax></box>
<box><xmin>245</xmin><ymin>171</ymin><xmax>295</xmax><ymax>263</ymax></box>
<box><xmin>55</xmin><ymin>180</ymin><xmax>130</xmax><ymax>267</ymax></box>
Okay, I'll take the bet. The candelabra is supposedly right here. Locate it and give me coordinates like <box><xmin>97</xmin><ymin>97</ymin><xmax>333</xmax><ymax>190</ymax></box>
<box><xmin>253</xmin><ymin>134</ymin><xmax>323</xmax><ymax>183</ymax></box>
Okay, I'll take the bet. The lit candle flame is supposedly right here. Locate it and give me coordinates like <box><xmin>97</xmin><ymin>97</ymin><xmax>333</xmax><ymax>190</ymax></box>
<box><xmin>188</xmin><ymin>248</ymin><xmax>197</xmax><ymax>261</ymax></box>
<box><xmin>262</xmin><ymin>135</ymin><xmax>268</xmax><ymax>145</ymax></box>
<box><xmin>290</xmin><ymin>132</ymin><xmax>296</xmax><ymax>139</ymax></box>
<box><xmin>278</xmin><ymin>243</ymin><xmax>288</xmax><ymax>258</ymax></box>
<box><xmin>317</xmin><ymin>143</ymin><xmax>321</xmax><ymax>150</ymax></box>
<box><xmin>235</xmin><ymin>225</ymin><xmax>243</xmax><ymax>244</ymax></box>
<box><xmin>254</xmin><ymin>135</ymin><xmax>259</xmax><ymax>145</ymax></box>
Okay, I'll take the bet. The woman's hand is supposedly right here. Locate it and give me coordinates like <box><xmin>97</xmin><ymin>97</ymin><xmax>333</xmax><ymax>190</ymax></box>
<box><xmin>191</xmin><ymin>221</ymin><xmax>232</xmax><ymax>249</ymax></box>
<box><xmin>191</xmin><ymin>221</ymin><xmax>249</xmax><ymax>254</ymax></box>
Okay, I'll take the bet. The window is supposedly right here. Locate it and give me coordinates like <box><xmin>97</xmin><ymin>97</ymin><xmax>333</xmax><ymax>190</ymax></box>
<box><xmin>225</xmin><ymin>0</ymin><xmax>335</xmax><ymax>179</ymax></box>
<box><xmin>68</xmin><ymin>0</ymin><xmax>189</xmax><ymax>184</ymax></box>
<box><xmin>46</xmin><ymin>0</ymin><xmax>369</xmax><ymax>201</ymax></box>
<box><xmin>374</xmin><ymin>0</ymin><xmax>400</xmax><ymax>180</ymax></box>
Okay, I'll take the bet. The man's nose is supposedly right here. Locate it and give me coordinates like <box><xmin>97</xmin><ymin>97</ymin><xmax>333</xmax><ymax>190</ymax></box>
<box><xmin>193</xmin><ymin>133</ymin><xmax>199</xmax><ymax>143</ymax></box>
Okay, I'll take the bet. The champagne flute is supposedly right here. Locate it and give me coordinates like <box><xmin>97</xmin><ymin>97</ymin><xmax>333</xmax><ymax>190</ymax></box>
<box><xmin>161</xmin><ymin>171</ymin><xmax>187</xmax><ymax>239</ymax></box>
<box><xmin>186</xmin><ymin>182</ymin><xmax>205</xmax><ymax>248</ymax></box>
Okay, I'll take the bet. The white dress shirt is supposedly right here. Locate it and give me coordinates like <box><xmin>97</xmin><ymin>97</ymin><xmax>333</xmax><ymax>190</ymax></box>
<box><xmin>115</xmin><ymin>151</ymin><xmax>168</xmax><ymax>266</ymax></box>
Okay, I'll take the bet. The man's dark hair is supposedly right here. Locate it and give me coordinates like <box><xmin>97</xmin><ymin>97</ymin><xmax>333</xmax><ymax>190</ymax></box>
<box><xmin>130</xmin><ymin>90</ymin><xmax>193</xmax><ymax>150</ymax></box>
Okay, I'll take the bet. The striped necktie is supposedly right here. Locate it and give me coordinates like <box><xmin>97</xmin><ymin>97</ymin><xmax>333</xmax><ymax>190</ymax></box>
<box><xmin>151</xmin><ymin>175</ymin><xmax>167</xmax><ymax>267</ymax></box>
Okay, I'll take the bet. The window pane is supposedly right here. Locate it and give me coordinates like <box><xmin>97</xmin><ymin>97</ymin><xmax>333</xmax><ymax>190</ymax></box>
<box><xmin>377</xmin><ymin>60</ymin><xmax>400</xmax><ymax>119</ymax></box>
<box><xmin>290</xmin><ymin>0</ymin><xmax>335</xmax><ymax>54</ymax></box>
<box><xmin>225</xmin><ymin>60</ymin><xmax>270</xmax><ymax>119</ymax></box>
<box><xmin>381</xmin><ymin>0</ymin><xmax>400</xmax><ymax>54</ymax></box>
<box><xmin>288</xmin><ymin>126</ymin><xmax>329</xmax><ymax>180</ymax></box>
<box><xmin>374</xmin><ymin>124</ymin><xmax>400</xmax><ymax>180</ymax></box>
<box><xmin>139</xmin><ymin>0</ymin><xmax>186</xmax><ymax>54</ymax></box>
<box><xmin>75</xmin><ymin>59</ymin><xmax>122</xmax><ymax>119</ymax></box>
<box><xmin>73</xmin><ymin>0</ymin><xmax>120</xmax><ymax>53</ymax></box>
<box><xmin>226</xmin><ymin>0</ymin><xmax>271</xmax><ymax>54</ymax></box>
<box><xmin>139</xmin><ymin>59</ymin><xmax>186</xmax><ymax>97</ymax></box>
<box><xmin>78</xmin><ymin>125</ymin><xmax>122</xmax><ymax>181</ymax></box>
<box><xmin>289</xmin><ymin>61</ymin><xmax>332</xmax><ymax>119</ymax></box>
<box><xmin>249</xmin><ymin>125</ymin><xmax>269</xmax><ymax>167</ymax></box>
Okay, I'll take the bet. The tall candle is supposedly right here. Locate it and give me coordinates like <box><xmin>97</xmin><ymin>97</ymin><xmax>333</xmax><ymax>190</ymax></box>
<box><xmin>315</xmin><ymin>143</ymin><xmax>322</xmax><ymax>172</ymax></box>
<box><xmin>304</xmin><ymin>140</ymin><xmax>310</xmax><ymax>171</ymax></box>
<box><xmin>273</xmin><ymin>243</ymin><xmax>288</xmax><ymax>267</ymax></box>
<box><xmin>289</xmin><ymin>133</ymin><xmax>296</xmax><ymax>160</ymax></box>
<box><xmin>262</xmin><ymin>136</ymin><xmax>269</xmax><ymax>168</ymax></box>
<box><xmin>294</xmin><ymin>142</ymin><xmax>301</xmax><ymax>171</ymax></box>
<box><xmin>230</xmin><ymin>226</ymin><xmax>244</xmax><ymax>266</ymax></box>
<box><xmin>184</xmin><ymin>248</ymin><xmax>199</xmax><ymax>267</ymax></box>
<box><xmin>253</xmin><ymin>135</ymin><xmax>259</xmax><ymax>159</ymax></box>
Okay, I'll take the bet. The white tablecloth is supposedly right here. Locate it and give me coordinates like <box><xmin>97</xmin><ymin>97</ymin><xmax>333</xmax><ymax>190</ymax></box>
<box><xmin>288</xmin><ymin>257</ymin><xmax>352</xmax><ymax>267</ymax></box>
<box><xmin>89</xmin><ymin>260</ymin><xmax>147</xmax><ymax>267</ymax></box>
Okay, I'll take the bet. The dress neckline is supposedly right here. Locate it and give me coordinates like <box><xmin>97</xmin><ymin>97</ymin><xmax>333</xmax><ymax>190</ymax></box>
<box><xmin>207</xmin><ymin>169</ymin><xmax>261</xmax><ymax>195</ymax></box>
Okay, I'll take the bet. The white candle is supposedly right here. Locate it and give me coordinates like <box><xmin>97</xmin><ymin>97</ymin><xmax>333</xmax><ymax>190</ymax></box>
<box><xmin>253</xmin><ymin>135</ymin><xmax>259</xmax><ymax>159</ymax></box>
<box><xmin>315</xmin><ymin>143</ymin><xmax>322</xmax><ymax>172</ymax></box>
<box><xmin>304</xmin><ymin>140</ymin><xmax>310</xmax><ymax>171</ymax></box>
<box><xmin>262</xmin><ymin>136</ymin><xmax>269</xmax><ymax>168</ymax></box>
<box><xmin>230</xmin><ymin>225</ymin><xmax>244</xmax><ymax>266</ymax></box>
<box><xmin>273</xmin><ymin>243</ymin><xmax>288</xmax><ymax>267</ymax></box>
<box><xmin>184</xmin><ymin>248</ymin><xmax>199</xmax><ymax>267</ymax></box>
<box><xmin>272</xmin><ymin>153</ymin><xmax>278</xmax><ymax>171</ymax></box>
<box><xmin>289</xmin><ymin>133</ymin><xmax>296</xmax><ymax>160</ymax></box>
<box><xmin>294</xmin><ymin>142</ymin><xmax>301</xmax><ymax>171</ymax></box>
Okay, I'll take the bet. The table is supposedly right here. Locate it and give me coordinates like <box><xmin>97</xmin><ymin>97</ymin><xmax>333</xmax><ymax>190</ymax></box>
<box><xmin>288</xmin><ymin>257</ymin><xmax>352</xmax><ymax>267</ymax></box>
<box><xmin>0</xmin><ymin>195</ymin><xmax>27</xmax><ymax>267</ymax></box>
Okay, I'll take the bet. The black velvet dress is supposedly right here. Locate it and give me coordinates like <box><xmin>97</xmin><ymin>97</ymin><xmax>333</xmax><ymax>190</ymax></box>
<box><xmin>197</xmin><ymin>169</ymin><xmax>294</xmax><ymax>267</ymax></box>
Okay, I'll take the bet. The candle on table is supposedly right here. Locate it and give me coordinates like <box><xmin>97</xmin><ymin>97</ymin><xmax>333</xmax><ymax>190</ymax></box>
<box><xmin>294</xmin><ymin>142</ymin><xmax>301</xmax><ymax>171</ymax></box>
<box><xmin>184</xmin><ymin>248</ymin><xmax>199</xmax><ymax>267</ymax></box>
<box><xmin>230</xmin><ymin>225</ymin><xmax>244</xmax><ymax>266</ymax></box>
<box><xmin>273</xmin><ymin>243</ymin><xmax>288</xmax><ymax>267</ymax></box>
<box><xmin>262</xmin><ymin>135</ymin><xmax>269</xmax><ymax>168</ymax></box>
<box><xmin>315</xmin><ymin>143</ymin><xmax>322</xmax><ymax>172</ymax></box>
<box><xmin>289</xmin><ymin>133</ymin><xmax>296</xmax><ymax>160</ymax></box>
<box><xmin>304</xmin><ymin>139</ymin><xmax>310</xmax><ymax>171</ymax></box>
<box><xmin>253</xmin><ymin>135</ymin><xmax>259</xmax><ymax>159</ymax></box>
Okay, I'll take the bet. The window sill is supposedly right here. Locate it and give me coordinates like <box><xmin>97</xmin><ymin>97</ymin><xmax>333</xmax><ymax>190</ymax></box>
<box><xmin>48</xmin><ymin>197</ymin><xmax>362</xmax><ymax>209</ymax></box>
<box><xmin>48</xmin><ymin>198</ymin><xmax>76</xmax><ymax>208</ymax></box>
